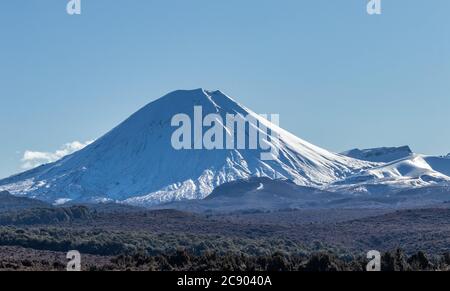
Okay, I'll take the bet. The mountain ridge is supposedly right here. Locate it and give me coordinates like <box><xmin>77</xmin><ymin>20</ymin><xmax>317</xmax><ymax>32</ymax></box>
<box><xmin>1</xmin><ymin>89</ymin><xmax>449</xmax><ymax>207</ymax></box>
<box><xmin>0</xmin><ymin>89</ymin><xmax>374</xmax><ymax>206</ymax></box>
<box><xmin>341</xmin><ymin>146</ymin><xmax>412</xmax><ymax>163</ymax></box>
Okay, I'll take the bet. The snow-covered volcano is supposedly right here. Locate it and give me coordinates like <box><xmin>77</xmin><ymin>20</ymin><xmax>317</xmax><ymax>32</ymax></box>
<box><xmin>0</xmin><ymin>89</ymin><xmax>374</xmax><ymax>205</ymax></box>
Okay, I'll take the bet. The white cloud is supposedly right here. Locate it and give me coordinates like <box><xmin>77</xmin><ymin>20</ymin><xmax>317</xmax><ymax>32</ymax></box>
<box><xmin>21</xmin><ymin>140</ymin><xmax>93</xmax><ymax>170</ymax></box>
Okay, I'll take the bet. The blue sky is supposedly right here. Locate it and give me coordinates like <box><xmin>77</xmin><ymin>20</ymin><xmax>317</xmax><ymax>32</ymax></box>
<box><xmin>0</xmin><ymin>0</ymin><xmax>449</xmax><ymax>178</ymax></box>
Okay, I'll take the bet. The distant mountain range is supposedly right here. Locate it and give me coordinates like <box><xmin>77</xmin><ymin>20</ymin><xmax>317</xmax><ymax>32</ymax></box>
<box><xmin>334</xmin><ymin>147</ymin><xmax>450</xmax><ymax>195</ymax></box>
<box><xmin>0</xmin><ymin>89</ymin><xmax>449</xmax><ymax>209</ymax></box>
<box><xmin>155</xmin><ymin>177</ymin><xmax>347</xmax><ymax>212</ymax></box>
<box><xmin>153</xmin><ymin>177</ymin><xmax>450</xmax><ymax>212</ymax></box>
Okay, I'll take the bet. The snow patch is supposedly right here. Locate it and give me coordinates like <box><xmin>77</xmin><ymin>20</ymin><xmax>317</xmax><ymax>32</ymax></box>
<box><xmin>53</xmin><ymin>198</ymin><xmax>73</xmax><ymax>206</ymax></box>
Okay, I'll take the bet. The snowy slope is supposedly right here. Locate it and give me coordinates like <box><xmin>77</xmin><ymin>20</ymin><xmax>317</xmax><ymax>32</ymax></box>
<box><xmin>341</xmin><ymin>146</ymin><xmax>450</xmax><ymax>186</ymax></box>
<box><xmin>0</xmin><ymin>89</ymin><xmax>374</xmax><ymax>206</ymax></box>
<box><xmin>328</xmin><ymin>154</ymin><xmax>450</xmax><ymax>194</ymax></box>
<box><xmin>423</xmin><ymin>155</ymin><xmax>450</xmax><ymax>177</ymax></box>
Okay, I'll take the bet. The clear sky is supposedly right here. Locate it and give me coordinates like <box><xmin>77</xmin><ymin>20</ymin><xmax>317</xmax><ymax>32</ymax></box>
<box><xmin>0</xmin><ymin>0</ymin><xmax>449</xmax><ymax>178</ymax></box>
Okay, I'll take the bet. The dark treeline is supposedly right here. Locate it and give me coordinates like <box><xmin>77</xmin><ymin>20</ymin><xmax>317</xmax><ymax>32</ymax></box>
<box><xmin>1</xmin><ymin>248</ymin><xmax>450</xmax><ymax>271</ymax></box>
<box><xmin>1</xmin><ymin>226</ymin><xmax>450</xmax><ymax>271</ymax></box>
<box><xmin>98</xmin><ymin>249</ymin><xmax>450</xmax><ymax>271</ymax></box>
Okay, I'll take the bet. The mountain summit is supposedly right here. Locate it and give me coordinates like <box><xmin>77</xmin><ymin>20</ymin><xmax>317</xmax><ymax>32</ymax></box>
<box><xmin>0</xmin><ymin>89</ymin><xmax>374</xmax><ymax>206</ymax></box>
